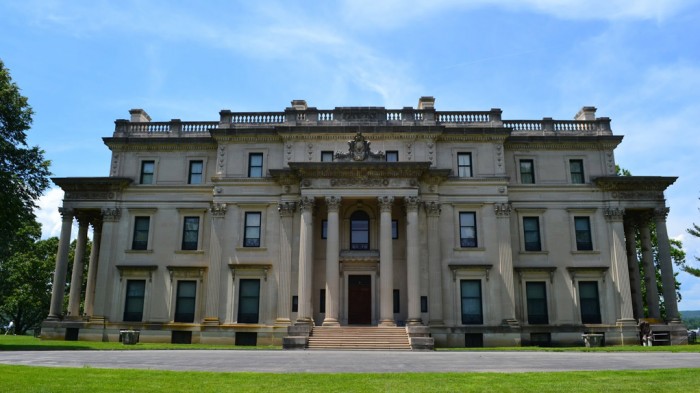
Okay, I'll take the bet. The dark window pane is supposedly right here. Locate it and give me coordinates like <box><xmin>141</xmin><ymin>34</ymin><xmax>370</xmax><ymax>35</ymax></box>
<box><xmin>321</xmin><ymin>151</ymin><xmax>334</xmax><ymax>162</ymax></box>
<box><xmin>350</xmin><ymin>210</ymin><xmax>370</xmax><ymax>250</ymax></box>
<box><xmin>570</xmin><ymin>159</ymin><xmax>585</xmax><ymax>184</ymax></box>
<box><xmin>523</xmin><ymin>217</ymin><xmax>541</xmax><ymax>251</ymax></box>
<box><xmin>188</xmin><ymin>161</ymin><xmax>203</xmax><ymax>184</ymax></box>
<box><xmin>132</xmin><ymin>216</ymin><xmax>150</xmax><ymax>250</ymax></box>
<box><xmin>244</xmin><ymin>212</ymin><xmax>261</xmax><ymax>248</ymax></box>
<box><xmin>458</xmin><ymin>153</ymin><xmax>472</xmax><ymax>177</ymax></box>
<box><xmin>123</xmin><ymin>280</ymin><xmax>145</xmax><ymax>322</ymax></box>
<box><xmin>392</xmin><ymin>220</ymin><xmax>399</xmax><ymax>239</ymax></box>
<box><xmin>238</xmin><ymin>279</ymin><xmax>260</xmax><ymax>323</ymax></box>
<box><xmin>386</xmin><ymin>151</ymin><xmax>399</xmax><ymax>162</ymax></box>
<box><xmin>175</xmin><ymin>281</ymin><xmax>196</xmax><ymax>323</ymax></box>
<box><xmin>579</xmin><ymin>281</ymin><xmax>601</xmax><ymax>324</ymax></box>
<box><xmin>526</xmin><ymin>282</ymin><xmax>548</xmax><ymax>324</ymax></box>
<box><xmin>140</xmin><ymin>161</ymin><xmax>155</xmax><ymax>184</ymax></box>
<box><xmin>460</xmin><ymin>280</ymin><xmax>483</xmax><ymax>324</ymax></box>
<box><xmin>574</xmin><ymin>217</ymin><xmax>593</xmax><ymax>250</ymax></box>
<box><xmin>182</xmin><ymin>216</ymin><xmax>199</xmax><ymax>250</ymax></box>
<box><xmin>520</xmin><ymin>159</ymin><xmax>535</xmax><ymax>184</ymax></box>
<box><xmin>248</xmin><ymin>153</ymin><xmax>263</xmax><ymax>177</ymax></box>
<box><xmin>321</xmin><ymin>220</ymin><xmax>328</xmax><ymax>239</ymax></box>
<box><xmin>459</xmin><ymin>212</ymin><xmax>477</xmax><ymax>248</ymax></box>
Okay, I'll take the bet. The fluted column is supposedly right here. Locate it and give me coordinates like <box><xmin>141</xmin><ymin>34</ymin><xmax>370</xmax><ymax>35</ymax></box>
<box><xmin>639</xmin><ymin>216</ymin><xmax>661</xmax><ymax>319</ymax></box>
<box><xmin>296</xmin><ymin>196</ymin><xmax>315</xmax><ymax>325</ymax></box>
<box><xmin>323</xmin><ymin>196</ymin><xmax>341</xmax><ymax>326</ymax></box>
<box><xmin>204</xmin><ymin>203</ymin><xmax>227</xmax><ymax>324</ymax></box>
<box><xmin>494</xmin><ymin>203</ymin><xmax>517</xmax><ymax>325</ymax></box>
<box><xmin>623</xmin><ymin>218</ymin><xmax>644</xmax><ymax>320</ymax></box>
<box><xmin>67</xmin><ymin>213</ymin><xmax>90</xmax><ymax>318</ymax></box>
<box><xmin>48</xmin><ymin>207</ymin><xmax>74</xmax><ymax>319</ymax></box>
<box><xmin>92</xmin><ymin>207</ymin><xmax>120</xmax><ymax>321</ymax></box>
<box><xmin>654</xmin><ymin>207</ymin><xmax>681</xmax><ymax>323</ymax></box>
<box><xmin>276</xmin><ymin>201</ymin><xmax>296</xmax><ymax>325</ymax></box>
<box><xmin>605</xmin><ymin>208</ymin><xmax>635</xmax><ymax>322</ymax></box>
<box><xmin>84</xmin><ymin>218</ymin><xmax>102</xmax><ymax>317</ymax></box>
<box><xmin>405</xmin><ymin>196</ymin><xmax>422</xmax><ymax>325</ymax></box>
<box><xmin>425</xmin><ymin>201</ymin><xmax>443</xmax><ymax>326</ymax></box>
<box><xmin>378</xmin><ymin>196</ymin><xmax>395</xmax><ymax>326</ymax></box>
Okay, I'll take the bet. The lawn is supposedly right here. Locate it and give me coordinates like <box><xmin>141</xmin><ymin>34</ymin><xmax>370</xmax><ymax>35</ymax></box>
<box><xmin>0</xmin><ymin>365</ymin><xmax>695</xmax><ymax>392</ymax></box>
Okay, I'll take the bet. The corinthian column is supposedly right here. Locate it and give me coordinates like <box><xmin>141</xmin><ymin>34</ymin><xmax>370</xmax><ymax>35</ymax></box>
<box><xmin>378</xmin><ymin>196</ymin><xmax>396</xmax><ymax>326</ymax></box>
<box><xmin>604</xmin><ymin>208</ymin><xmax>635</xmax><ymax>323</ymax></box>
<box><xmin>296</xmin><ymin>196</ymin><xmax>315</xmax><ymax>325</ymax></box>
<box><xmin>204</xmin><ymin>203</ymin><xmax>227</xmax><ymax>324</ymax></box>
<box><xmin>623</xmin><ymin>217</ymin><xmax>644</xmax><ymax>320</ymax></box>
<box><xmin>639</xmin><ymin>216</ymin><xmax>661</xmax><ymax>319</ymax></box>
<box><xmin>425</xmin><ymin>201</ymin><xmax>443</xmax><ymax>326</ymax></box>
<box><xmin>405</xmin><ymin>196</ymin><xmax>422</xmax><ymax>325</ymax></box>
<box><xmin>84</xmin><ymin>218</ymin><xmax>102</xmax><ymax>317</ymax></box>
<box><xmin>654</xmin><ymin>207</ymin><xmax>681</xmax><ymax>323</ymax></box>
<box><xmin>323</xmin><ymin>196</ymin><xmax>341</xmax><ymax>326</ymax></box>
<box><xmin>276</xmin><ymin>201</ymin><xmax>296</xmax><ymax>325</ymax></box>
<box><xmin>67</xmin><ymin>213</ymin><xmax>90</xmax><ymax>318</ymax></box>
<box><xmin>48</xmin><ymin>207</ymin><xmax>74</xmax><ymax>320</ymax></box>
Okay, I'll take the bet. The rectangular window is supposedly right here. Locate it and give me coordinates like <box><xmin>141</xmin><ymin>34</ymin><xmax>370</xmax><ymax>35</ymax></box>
<box><xmin>579</xmin><ymin>281</ymin><xmax>601</xmax><ymax>324</ymax></box>
<box><xmin>519</xmin><ymin>159</ymin><xmax>535</xmax><ymax>184</ymax></box>
<box><xmin>461</xmin><ymin>280</ymin><xmax>483</xmax><ymax>324</ymax></box>
<box><xmin>457</xmin><ymin>153</ymin><xmax>472</xmax><ymax>178</ymax></box>
<box><xmin>320</xmin><ymin>289</ymin><xmax>326</xmax><ymax>312</ymax></box>
<box><xmin>392</xmin><ymin>220</ymin><xmax>399</xmax><ymax>239</ymax></box>
<box><xmin>123</xmin><ymin>280</ymin><xmax>145</xmax><ymax>322</ymax></box>
<box><xmin>386</xmin><ymin>151</ymin><xmax>399</xmax><ymax>162</ymax></box>
<box><xmin>244</xmin><ymin>212</ymin><xmax>261</xmax><ymax>247</ymax></box>
<box><xmin>181</xmin><ymin>216</ymin><xmax>200</xmax><ymax>250</ymax></box>
<box><xmin>132</xmin><ymin>216</ymin><xmax>150</xmax><ymax>250</ymax></box>
<box><xmin>292</xmin><ymin>296</ymin><xmax>298</xmax><ymax>313</ymax></box>
<box><xmin>188</xmin><ymin>160</ymin><xmax>203</xmax><ymax>184</ymax></box>
<box><xmin>421</xmin><ymin>296</ymin><xmax>428</xmax><ymax>313</ymax></box>
<box><xmin>393</xmin><ymin>289</ymin><xmax>400</xmax><ymax>314</ymax></box>
<box><xmin>174</xmin><ymin>280</ymin><xmax>196</xmax><ymax>323</ymax></box>
<box><xmin>570</xmin><ymin>159</ymin><xmax>585</xmax><ymax>184</ymax></box>
<box><xmin>248</xmin><ymin>153</ymin><xmax>263</xmax><ymax>178</ymax></box>
<box><xmin>526</xmin><ymin>282</ymin><xmax>548</xmax><ymax>325</ymax></box>
<box><xmin>140</xmin><ymin>161</ymin><xmax>155</xmax><ymax>184</ymax></box>
<box><xmin>321</xmin><ymin>151</ymin><xmax>334</xmax><ymax>162</ymax></box>
<box><xmin>238</xmin><ymin>279</ymin><xmax>260</xmax><ymax>323</ymax></box>
<box><xmin>459</xmin><ymin>212</ymin><xmax>477</xmax><ymax>248</ymax></box>
<box><xmin>574</xmin><ymin>216</ymin><xmax>593</xmax><ymax>251</ymax></box>
<box><xmin>523</xmin><ymin>217</ymin><xmax>541</xmax><ymax>251</ymax></box>
<box><xmin>321</xmin><ymin>220</ymin><xmax>328</xmax><ymax>239</ymax></box>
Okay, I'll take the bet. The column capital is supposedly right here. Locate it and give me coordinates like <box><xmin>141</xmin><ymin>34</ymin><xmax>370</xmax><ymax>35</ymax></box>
<box><xmin>604</xmin><ymin>207</ymin><xmax>625</xmax><ymax>222</ymax></box>
<box><xmin>210</xmin><ymin>202</ymin><xmax>227</xmax><ymax>217</ymax></box>
<box><xmin>424</xmin><ymin>201</ymin><xmax>441</xmax><ymax>217</ymax></box>
<box><xmin>299</xmin><ymin>196</ymin><xmax>315</xmax><ymax>213</ymax></box>
<box><xmin>405</xmin><ymin>196</ymin><xmax>421</xmax><ymax>212</ymax></box>
<box><xmin>75</xmin><ymin>211</ymin><xmax>92</xmax><ymax>226</ymax></box>
<box><xmin>494</xmin><ymin>202</ymin><xmax>512</xmax><ymax>217</ymax></box>
<box><xmin>278</xmin><ymin>201</ymin><xmax>297</xmax><ymax>217</ymax></box>
<box><xmin>58</xmin><ymin>207</ymin><xmax>74</xmax><ymax>221</ymax></box>
<box><xmin>325</xmin><ymin>196</ymin><xmax>342</xmax><ymax>212</ymax></box>
<box><xmin>653</xmin><ymin>207</ymin><xmax>670</xmax><ymax>220</ymax></box>
<box><xmin>90</xmin><ymin>216</ymin><xmax>103</xmax><ymax>231</ymax></box>
<box><xmin>101</xmin><ymin>207</ymin><xmax>121</xmax><ymax>222</ymax></box>
<box><xmin>378</xmin><ymin>196</ymin><xmax>394</xmax><ymax>212</ymax></box>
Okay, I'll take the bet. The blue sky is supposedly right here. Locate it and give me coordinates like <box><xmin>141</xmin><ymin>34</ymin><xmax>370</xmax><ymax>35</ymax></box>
<box><xmin>2</xmin><ymin>1</ymin><xmax>700</xmax><ymax>309</ymax></box>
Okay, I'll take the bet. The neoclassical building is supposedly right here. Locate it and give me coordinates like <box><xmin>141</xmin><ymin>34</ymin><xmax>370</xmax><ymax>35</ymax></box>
<box><xmin>43</xmin><ymin>97</ymin><xmax>686</xmax><ymax>348</ymax></box>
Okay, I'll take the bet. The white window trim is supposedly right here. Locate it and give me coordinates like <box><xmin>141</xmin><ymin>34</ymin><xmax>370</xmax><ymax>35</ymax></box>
<box><xmin>565</xmin><ymin>156</ymin><xmax>587</xmax><ymax>184</ymax></box>
<box><xmin>167</xmin><ymin>266</ymin><xmax>205</xmax><ymax>323</ymax></box>
<box><xmin>185</xmin><ymin>156</ymin><xmax>208</xmax><ymax>185</ymax></box>
<box><xmin>228</xmin><ymin>264</ymin><xmax>271</xmax><ymax>324</ymax></box>
<box><xmin>125</xmin><ymin>208</ymin><xmax>157</xmax><ymax>252</ymax></box>
<box><xmin>453</xmin><ymin>205</ymin><xmax>484</xmax><ymax>251</ymax></box>
<box><xmin>136</xmin><ymin>157</ymin><xmax>159</xmax><ymax>185</ymax></box>
<box><xmin>175</xmin><ymin>208</ymin><xmax>207</xmax><ymax>253</ymax></box>
<box><xmin>567</xmin><ymin>208</ymin><xmax>599</xmax><ymax>254</ymax></box>
<box><xmin>516</xmin><ymin>208</ymin><xmax>548</xmax><ymax>254</ymax></box>
<box><xmin>449</xmin><ymin>265</ymin><xmax>491</xmax><ymax>326</ymax></box>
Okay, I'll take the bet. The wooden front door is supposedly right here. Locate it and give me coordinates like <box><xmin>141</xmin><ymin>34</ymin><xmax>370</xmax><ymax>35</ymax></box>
<box><xmin>348</xmin><ymin>275</ymin><xmax>372</xmax><ymax>324</ymax></box>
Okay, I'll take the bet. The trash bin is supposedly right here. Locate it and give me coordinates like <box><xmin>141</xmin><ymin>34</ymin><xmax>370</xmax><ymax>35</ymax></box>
<box><xmin>582</xmin><ymin>333</ymin><xmax>604</xmax><ymax>347</ymax></box>
<box><xmin>120</xmin><ymin>330</ymin><xmax>140</xmax><ymax>345</ymax></box>
<box><xmin>688</xmin><ymin>330</ymin><xmax>696</xmax><ymax>344</ymax></box>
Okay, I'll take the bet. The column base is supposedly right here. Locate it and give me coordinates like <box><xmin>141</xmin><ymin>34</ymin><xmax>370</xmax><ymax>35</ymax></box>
<box><xmin>379</xmin><ymin>319</ymin><xmax>396</xmax><ymax>327</ymax></box>
<box><xmin>275</xmin><ymin>318</ymin><xmax>292</xmax><ymax>326</ymax></box>
<box><xmin>295</xmin><ymin>318</ymin><xmax>314</xmax><ymax>326</ymax></box>
<box><xmin>202</xmin><ymin>317</ymin><xmax>220</xmax><ymax>326</ymax></box>
<box><xmin>322</xmin><ymin>318</ymin><xmax>340</xmax><ymax>327</ymax></box>
<box><xmin>616</xmin><ymin>318</ymin><xmax>638</xmax><ymax>327</ymax></box>
<box><xmin>429</xmin><ymin>320</ymin><xmax>445</xmax><ymax>327</ymax></box>
<box><xmin>668</xmin><ymin>318</ymin><xmax>684</xmax><ymax>325</ymax></box>
<box><xmin>406</xmin><ymin>318</ymin><xmax>423</xmax><ymax>326</ymax></box>
<box><xmin>63</xmin><ymin>315</ymin><xmax>83</xmax><ymax>321</ymax></box>
<box><xmin>45</xmin><ymin>315</ymin><xmax>62</xmax><ymax>321</ymax></box>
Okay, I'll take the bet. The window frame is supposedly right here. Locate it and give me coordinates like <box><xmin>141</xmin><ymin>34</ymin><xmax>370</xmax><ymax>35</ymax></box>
<box><xmin>457</xmin><ymin>152</ymin><xmax>473</xmax><ymax>178</ymax></box>
<box><xmin>522</xmin><ymin>216</ymin><xmax>542</xmax><ymax>252</ymax></box>
<box><xmin>187</xmin><ymin>160</ymin><xmax>204</xmax><ymax>184</ymax></box>
<box><xmin>321</xmin><ymin>151</ymin><xmax>334</xmax><ymax>162</ymax></box>
<box><xmin>321</xmin><ymin>219</ymin><xmax>328</xmax><ymax>240</ymax></box>
<box><xmin>392</xmin><ymin>219</ymin><xmax>399</xmax><ymax>240</ymax></box>
<box><xmin>386</xmin><ymin>150</ymin><xmax>399</xmax><ymax>162</ymax></box>
<box><xmin>525</xmin><ymin>281</ymin><xmax>549</xmax><ymax>325</ymax></box>
<box><xmin>131</xmin><ymin>216</ymin><xmax>150</xmax><ymax>251</ymax></box>
<box><xmin>569</xmin><ymin>159</ymin><xmax>585</xmax><ymax>184</ymax></box>
<box><xmin>174</xmin><ymin>280</ymin><xmax>197</xmax><ymax>323</ymax></box>
<box><xmin>123</xmin><ymin>279</ymin><xmax>146</xmax><ymax>322</ymax></box>
<box><xmin>248</xmin><ymin>152</ymin><xmax>264</xmax><ymax>178</ymax></box>
<box><xmin>578</xmin><ymin>281</ymin><xmax>602</xmax><ymax>324</ymax></box>
<box><xmin>139</xmin><ymin>160</ymin><xmax>155</xmax><ymax>184</ymax></box>
<box><xmin>181</xmin><ymin>216</ymin><xmax>200</xmax><ymax>251</ymax></box>
<box><xmin>243</xmin><ymin>212</ymin><xmax>262</xmax><ymax>248</ymax></box>
<box><xmin>519</xmin><ymin>159</ymin><xmax>535</xmax><ymax>184</ymax></box>
<box><xmin>574</xmin><ymin>216</ymin><xmax>593</xmax><ymax>251</ymax></box>
<box><xmin>460</xmin><ymin>279</ymin><xmax>483</xmax><ymax>325</ymax></box>
<box><xmin>350</xmin><ymin>210</ymin><xmax>370</xmax><ymax>250</ymax></box>
<box><xmin>459</xmin><ymin>212</ymin><xmax>478</xmax><ymax>248</ymax></box>
<box><xmin>237</xmin><ymin>278</ymin><xmax>261</xmax><ymax>324</ymax></box>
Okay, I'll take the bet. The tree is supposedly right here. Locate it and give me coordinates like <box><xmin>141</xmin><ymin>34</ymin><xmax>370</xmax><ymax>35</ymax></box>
<box><xmin>688</xmin><ymin>203</ymin><xmax>700</xmax><ymax>277</ymax></box>
<box><xmin>0</xmin><ymin>59</ymin><xmax>51</xmax><ymax>261</ymax></box>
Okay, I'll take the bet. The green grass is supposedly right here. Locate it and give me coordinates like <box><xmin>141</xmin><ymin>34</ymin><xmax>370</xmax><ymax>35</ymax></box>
<box><xmin>0</xmin><ymin>335</ymin><xmax>280</xmax><ymax>351</ymax></box>
<box><xmin>437</xmin><ymin>344</ymin><xmax>700</xmax><ymax>352</ymax></box>
<box><xmin>0</xmin><ymin>365</ymin><xmax>695</xmax><ymax>392</ymax></box>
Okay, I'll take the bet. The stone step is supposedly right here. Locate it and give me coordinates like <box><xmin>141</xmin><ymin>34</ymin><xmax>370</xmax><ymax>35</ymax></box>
<box><xmin>307</xmin><ymin>326</ymin><xmax>411</xmax><ymax>350</ymax></box>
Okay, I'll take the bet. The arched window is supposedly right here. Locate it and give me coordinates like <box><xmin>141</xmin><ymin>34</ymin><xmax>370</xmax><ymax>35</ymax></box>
<box><xmin>350</xmin><ymin>210</ymin><xmax>370</xmax><ymax>250</ymax></box>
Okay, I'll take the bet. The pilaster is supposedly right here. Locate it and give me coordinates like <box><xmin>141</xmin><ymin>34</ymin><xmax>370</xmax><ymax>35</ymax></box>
<box><xmin>296</xmin><ymin>196</ymin><xmax>315</xmax><ymax>325</ymax></box>
<box><xmin>494</xmin><ymin>203</ymin><xmax>517</xmax><ymax>326</ymax></box>
<box><xmin>405</xmin><ymin>196</ymin><xmax>422</xmax><ymax>325</ymax></box>
<box><xmin>425</xmin><ymin>201</ymin><xmax>443</xmax><ymax>326</ymax></box>
<box><xmin>378</xmin><ymin>196</ymin><xmax>396</xmax><ymax>326</ymax></box>
<box><xmin>323</xmin><ymin>196</ymin><xmax>341</xmax><ymax>326</ymax></box>
<box><xmin>204</xmin><ymin>203</ymin><xmax>227</xmax><ymax>325</ymax></box>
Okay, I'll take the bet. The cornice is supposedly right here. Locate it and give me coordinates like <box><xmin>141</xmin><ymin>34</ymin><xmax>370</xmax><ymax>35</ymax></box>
<box><xmin>504</xmin><ymin>135</ymin><xmax>623</xmax><ymax>151</ymax></box>
<box><xmin>104</xmin><ymin>137</ymin><xmax>216</xmax><ymax>151</ymax></box>
<box><xmin>593</xmin><ymin>176</ymin><xmax>677</xmax><ymax>192</ymax></box>
<box><xmin>286</xmin><ymin>161</ymin><xmax>433</xmax><ymax>179</ymax></box>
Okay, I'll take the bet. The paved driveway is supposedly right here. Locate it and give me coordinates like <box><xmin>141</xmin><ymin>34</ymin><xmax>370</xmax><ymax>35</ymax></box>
<box><xmin>1</xmin><ymin>350</ymin><xmax>699</xmax><ymax>373</ymax></box>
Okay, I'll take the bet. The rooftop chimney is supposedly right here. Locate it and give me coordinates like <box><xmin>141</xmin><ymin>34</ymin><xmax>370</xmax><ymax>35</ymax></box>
<box><xmin>129</xmin><ymin>109</ymin><xmax>151</xmax><ymax>122</ymax></box>
<box><xmin>575</xmin><ymin>106</ymin><xmax>597</xmax><ymax>121</ymax></box>
<box><xmin>291</xmin><ymin>100</ymin><xmax>308</xmax><ymax>110</ymax></box>
<box><xmin>418</xmin><ymin>96</ymin><xmax>435</xmax><ymax>110</ymax></box>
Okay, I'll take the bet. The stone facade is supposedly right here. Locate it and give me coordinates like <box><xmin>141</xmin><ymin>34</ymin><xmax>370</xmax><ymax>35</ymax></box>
<box><xmin>43</xmin><ymin>98</ymin><xmax>685</xmax><ymax>347</ymax></box>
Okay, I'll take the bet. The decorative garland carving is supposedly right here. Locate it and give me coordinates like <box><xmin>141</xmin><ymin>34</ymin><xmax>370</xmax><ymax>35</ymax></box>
<box><xmin>209</xmin><ymin>203</ymin><xmax>227</xmax><ymax>217</ymax></box>
<box><xmin>330</xmin><ymin>178</ymin><xmax>390</xmax><ymax>187</ymax></box>
<box><xmin>334</xmin><ymin>132</ymin><xmax>385</xmax><ymax>162</ymax></box>
<box><xmin>494</xmin><ymin>203</ymin><xmax>512</xmax><ymax>217</ymax></box>
<box><xmin>377</xmin><ymin>196</ymin><xmax>395</xmax><ymax>212</ymax></box>
<box><xmin>325</xmin><ymin>196</ymin><xmax>342</xmax><ymax>212</ymax></box>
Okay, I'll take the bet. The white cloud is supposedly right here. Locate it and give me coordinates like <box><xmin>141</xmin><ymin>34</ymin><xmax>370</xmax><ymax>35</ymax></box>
<box><xmin>34</xmin><ymin>187</ymin><xmax>66</xmax><ymax>239</ymax></box>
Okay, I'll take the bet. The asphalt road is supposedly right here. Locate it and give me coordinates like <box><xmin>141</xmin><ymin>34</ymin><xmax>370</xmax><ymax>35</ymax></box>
<box><xmin>1</xmin><ymin>350</ymin><xmax>699</xmax><ymax>373</ymax></box>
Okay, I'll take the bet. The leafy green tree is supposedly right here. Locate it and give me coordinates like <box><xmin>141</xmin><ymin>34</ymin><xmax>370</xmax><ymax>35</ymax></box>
<box><xmin>0</xmin><ymin>59</ymin><xmax>51</xmax><ymax>261</ymax></box>
<box><xmin>687</xmin><ymin>206</ymin><xmax>700</xmax><ymax>277</ymax></box>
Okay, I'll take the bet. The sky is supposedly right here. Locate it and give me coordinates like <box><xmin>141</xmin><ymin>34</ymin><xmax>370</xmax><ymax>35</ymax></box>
<box><xmin>2</xmin><ymin>1</ymin><xmax>700</xmax><ymax>309</ymax></box>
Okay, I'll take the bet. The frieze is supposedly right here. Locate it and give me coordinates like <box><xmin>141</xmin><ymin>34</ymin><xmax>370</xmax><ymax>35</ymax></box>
<box><xmin>101</xmin><ymin>208</ymin><xmax>121</xmax><ymax>222</ymax></box>
<box><xmin>64</xmin><ymin>191</ymin><xmax>114</xmax><ymax>200</ymax></box>
<box><xmin>330</xmin><ymin>178</ymin><xmax>390</xmax><ymax>187</ymax></box>
<box><xmin>604</xmin><ymin>207</ymin><xmax>625</xmax><ymax>221</ymax></box>
<box><xmin>610</xmin><ymin>191</ymin><xmax>665</xmax><ymax>200</ymax></box>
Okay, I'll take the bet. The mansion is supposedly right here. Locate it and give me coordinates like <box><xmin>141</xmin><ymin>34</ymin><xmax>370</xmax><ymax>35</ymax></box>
<box><xmin>42</xmin><ymin>97</ymin><xmax>686</xmax><ymax>348</ymax></box>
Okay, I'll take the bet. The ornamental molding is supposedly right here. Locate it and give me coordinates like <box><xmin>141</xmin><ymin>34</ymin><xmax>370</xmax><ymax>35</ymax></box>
<box><xmin>335</xmin><ymin>132</ymin><xmax>385</xmax><ymax>162</ymax></box>
<box><xmin>277</xmin><ymin>201</ymin><xmax>297</xmax><ymax>217</ymax></box>
<box><xmin>494</xmin><ymin>203</ymin><xmax>512</xmax><ymax>217</ymax></box>
<box><xmin>378</xmin><ymin>196</ymin><xmax>395</xmax><ymax>212</ymax></box>
<box><xmin>604</xmin><ymin>207</ymin><xmax>625</xmax><ymax>221</ymax></box>
<box><xmin>330</xmin><ymin>178</ymin><xmax>392</xmax><ymax>187</ymax></box>
<box><xmin>101</xmin><ymin>208</ymin><xmax>121</xmax><ymax>221</ymax></box>
<box><xmin>325</xmin><ymin>196</ymin><xmax>342</xmax><ymax>211</ymax></box>
<box><xmin>653</xmin><ymin>207</ymin><xmax>670</xmax><ymax>220</ymax></box>
<box><xmin>594</xmin><ymin>176</ymin><xmax>677</xmax><ymax>192</ymax></box>
<box><xmin>424</xmin><ymin>201</ymin><xmax>441</xmax><ymax>217</ymax></box>
<box><xmin>286</xmin><ymin>161</ymin><xmax>432</xmax><ymax>179</ymax></box>
<box><xmin>209</xmin><ymin>203</ymin><xmax>227</xmax><ymax>217</ymax></box>
<box><xmin>299</xmin><ymin>196</ymin><xmax>315</xmax><ymax>212</ymax></box>
<box><xmin>505</xmin><ymin>136</ymin><xmax>623</xmax><ymax>151</ymax></box>
<box><xmin>405</xmin><ymin>196</ymin><xmax>421</xmax><ymax>211</ymax></box>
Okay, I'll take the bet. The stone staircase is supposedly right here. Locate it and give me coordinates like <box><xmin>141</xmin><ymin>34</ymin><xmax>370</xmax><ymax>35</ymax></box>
<box><xmin>307</xmin><ymin>326</ymin><xmax>411</xmax><ymax>350</ymax></box>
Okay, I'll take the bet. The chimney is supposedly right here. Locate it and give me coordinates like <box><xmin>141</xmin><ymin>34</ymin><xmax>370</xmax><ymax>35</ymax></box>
<box><xmin>418</xmin><ymin>96</ymin><xmax>435</xmax><ymax>110</ymax></box>
<box><xmin>575</xmin><ymin>106</ymin><xmax>597</xmax><ymax>121</ymax></box>
<box><xmin>129</xmin><ymin>109</ymin><xmax>151</xmax><ymax>122</ymax></box>
<box><xmin>291</xmin><ymin>100</ymin><xmax>308</xmax><ymax>110</ymax></box>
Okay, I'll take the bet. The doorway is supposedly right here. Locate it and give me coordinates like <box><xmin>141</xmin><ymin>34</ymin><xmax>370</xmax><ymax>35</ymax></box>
<box><xmin>348</xmin><ymin>275</ymin><xmax>372</xmax><ymax>324</ymax></box>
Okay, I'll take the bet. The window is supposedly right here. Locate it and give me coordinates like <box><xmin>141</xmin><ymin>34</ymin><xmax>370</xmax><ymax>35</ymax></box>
<box><xmin>570</xmin><ymin>159</ymin><xmax>585</xmax><ymax>184</ymax></box>
<box><xmin>132</xmin><ymin>216</ymin><xmax>150</xmax><ymax>250</ymax></box>
<box><xmin>320</xmin><ymin>289</ymin><xmax>326</xmax><ymax>312</ymax></box>
<box><xmin>519</xmin><ymin>159</ymin><xmax>535</xmax><ymax>184</ymax></box>
<box><xmin>459</xmin><ymin>212</ymin><xmax>477</xmax><ymax>248</ymax></box>
<box><xmin>188</xmin><ymin>160</ymin><xmax>203</xmax><ymax>184</ymax></box>
<box><xmin>140</xmin><ymin>161</ymin><xmax>155</xmax><ymax>184</ymax></box>
<box><xmin>174</xmin><ymin>280</ymin><xmax>196</xmax><ymax>323</ymax></box>
<box><xmin>393</xmin><ymin>289</ymin><xmax>400</xmax><ymax>313</ymax></box>
<box><xmin>181</xmin><ymin>217</ymin><xmax>200</xmax><ymax>250</ymax></box>
<box><xmin>248</xmin><ymin>153</ymin><xmax>263</xmax><ymax>178</ymax></box>
<box><xmin>350</xmin><ymin>210</ymin><xmax>370</xmax><ymax>250</ymax></box>
<box><xmin>579</xmin><ymin>281</ymin><xmax>601</xmax><ymax>324</ymax></box>
<box><xmin>523</xmin><ymin>217</ymin><xmax>541</xmax><ymax>251</ymax></box>
<box><xmin>321</xmin><ymin>151</ymin><xmax>334</xmax><ymax>162</ymax></box>
<box><xmin>392</xmin><ymin>220</ymin><xmax>399</xmax><ymax>239</ymax></box>
<box><xmin>123</xmin><ymin>280</ymin><xmax>145</xmax><ymax>322</ymax></box>
<box><xmin>292</xmin><ymin>296</ymin><xmax>298</xmax><ymax>313</ymax></box>
<box><xmin>457</xmin><ymin>153</ymin><xmax>472</xmax><ymax>178</ymax></box>
<box><xmin>244</xmin><ymin>212</ymin><xmax>261</xmax><ymax>247</ymax></box>
<box><xmin>321</xmin><ymin>220</ymin><xmax>328</xmax><ymax>239</ymax></box>
<box><xmin>574</xmin><ymin>217</ymin><xmax>593</xmax><ymax>251</ymax></box>
<box><xmin>386</xmin><ymin>151</ymin><xmax>399</xmax><ymax>162</ymax></box>
<box><xmin>460</xmin><ymin>280</ymin><xmax>483</xmax><ymax>324</ymax></box>
<box><xmin>421</xmin><ymin>296</ymin><xmax>428</xmax><ymax>313</ymax></box>
<box><xmin>238</xmin><ymin>279</ymin><xmax>260</xmax><ymax>323</ymax></box>
<box><xmin>526</xmin><ymin>282</ymin><xmax>548</xmax><ymax>324</ymax></box>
